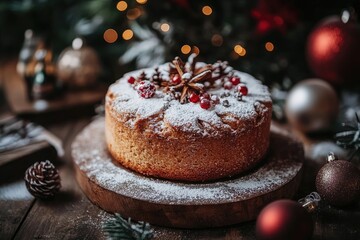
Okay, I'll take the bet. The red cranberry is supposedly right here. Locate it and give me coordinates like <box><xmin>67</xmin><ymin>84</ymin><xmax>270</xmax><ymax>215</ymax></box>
<box><xmin>231</xmin><ymin>77</ymin><xmax>241</xmax><ymax>85</ymax></box>
<box><xmin>189</xmin><ymin>93</ymin><xmax>200</xmax><ymax>103</ymax></box>
<box><xmin>172</xmin><ymin>74</ymin><xmax>181</xmax><ymax>85</ymax></box>
<box><xmin>137</xmin><ymin>81</ymin><xmax>156</xmax><ymax>98</ymax></box>
<box><xmin>127</xmin><ymin>76</ymin><xmax>136</xmax><ymax>84</ymax></box>
<box><xmin>237</xmin><ymin>84</ymin><xmax>248</xmax><ymax>96</ymax></box>
<box><xmin>200</xmin><ymin>98</ymin><xmax>211</xmax><ymax>109</ymax></box>
<box><xmin>224</xmin><ymin>81</ymin><xmax>233</xmax><ymax>90</ymax></box>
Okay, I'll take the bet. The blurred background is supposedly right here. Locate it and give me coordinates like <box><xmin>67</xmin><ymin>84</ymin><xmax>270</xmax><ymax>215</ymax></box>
<box><xmin>0</xmin><ymin>0</ymin><xmax>358</xmax><ymax>80</ymax></box>
<box><xmin>1</xmin><ymin>0</ymin><xmax>360</xmax><ymax>125</ymax></box>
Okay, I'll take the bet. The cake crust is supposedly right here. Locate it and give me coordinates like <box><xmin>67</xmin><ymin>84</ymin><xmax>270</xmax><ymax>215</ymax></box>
<box><xmin>105</xmin><ymin>60</ymin><xmax>272</xmax><ymax>182</ymax></box>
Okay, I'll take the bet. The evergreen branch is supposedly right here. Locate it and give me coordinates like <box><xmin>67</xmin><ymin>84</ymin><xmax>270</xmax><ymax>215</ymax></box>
<box><xmin>102</xmin><ymin>214</ymin><xmax>154</xmax><ymax>240</ymax></box>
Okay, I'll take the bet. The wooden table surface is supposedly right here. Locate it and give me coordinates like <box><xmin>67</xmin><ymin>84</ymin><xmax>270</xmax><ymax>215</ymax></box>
<box><xmin>0</xmin><ymin>61</ymin><xmax>359</xmax><ymax>240</ymax></box>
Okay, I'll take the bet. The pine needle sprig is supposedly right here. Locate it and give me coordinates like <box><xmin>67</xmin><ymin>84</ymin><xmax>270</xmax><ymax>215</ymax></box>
<box><xmin>335</xmin><ymin>113</ymin><xmax>360</xmax><ymax>159</ymax></box>
<box><xmin>102</xmin><ymin>214</ymin><xmax>154</xmax><ymax>240</ymax></box>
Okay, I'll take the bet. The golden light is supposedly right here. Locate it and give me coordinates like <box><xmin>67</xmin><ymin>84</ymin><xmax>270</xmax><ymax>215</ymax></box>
<box><xmin>211</xmin><ymin>34</ymin><xmax>223</xmax><ymax>47</ymax></box>
<box><xmin>239</xmin><ymin>48</ymin><xmax>246</xmax><ymax>56</ymax></box>
<box><xmin>103</xmin><ymin>29</ymin><xmax>118</xmax><ymax>43</ymax></box>
<box><xmin>192</xmin><ymin>46</ymin><xmax>200</xmax><ymax>55</ymax></box>
<box><xmin>234</xmin><ymin>44</ymin><xmax>246</xmax><ymax>56</ymax></box>
<box><xmin>181</xmin><ymin>45</ymin><xmax>191</xmax><ymax>54</ymax></box>
<box><xmin>234</xmin><ymin>44</ymin><xmax>243</xmax><ymax>54</ymax></box>
<box><xmin>265</xmin><ymin>42</ymin><xmax>274</xmax><ymax>52</ymax></box>
<box><xmin>122</xmin><ymin>29</ymin><xmax>134</xmax><ymax>40</ymax></box>
<box><xmin>116</xmin><ymin>1</ymin><xmax>127</xmax><ymax>11</ymax></box>
<box><xmin>136</xmin><ymin>0</ymin><xmax>147</xmax><ymax>4</ymax></box>
<box><xmin>127</xmin><ymin>8</ymin><xmax>141</xmax><ymax>20</ymax></box>
<box><xmin>160</xmin><ymin>23</ymin><xmax>170</xmax><ymax>32</ymax></box>
<box><xmin>202</xmin><ymin>6</ymin><xmax>213</xmax><ymax>16</ymax></box>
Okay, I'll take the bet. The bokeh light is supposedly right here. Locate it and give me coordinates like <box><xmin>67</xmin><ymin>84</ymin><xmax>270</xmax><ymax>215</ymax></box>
<box><xmin>192</xmin><ymin>46</ymin><xmax>200</xmax><ymax>55</ymax></box>
<box><xmin>265</xmin><ymin>42</ymin><xmax>274</xmax><ymax>52</ymax></box>
<box><xmin>72</xmin><ymin>38</ymin><xmax>83</xmax><ymax>50</ymax></box>
<box><xmin>122</xmin><ymin>29</ymin><xmax>134</xmax><ymax>40</ymax></box>
<box><xmin>127</xmin><ymin>8</ymin><xmax>141</xmax><ymax>20</ymax></box>
<box><xmin>160</xmin><ymin>23</ymin><xmax>170</xmax><ymax>32</ymax></box>
<box><xmin>202</xmin><ymin>6</ymin><xmax>213</xmax><ymax>16</ymax></box>
<box><xmin>181</xmin><ymin>45</ymin><xmax>191</xmax><ymax>54</ymax></box>
<box><xmin>234</xmin><ymin>44</ymin><xmax>246</xmax><ymax>56</ymax></box>
<box><xmin>116</xmin><ymin>1</ymin><xmax>127</xmax><ymax>11</ymax></box>
<box><xmin>136</xmin><ymin>0</ymin><xmax>147</xmax><ymax>4</ymax></box>
<box><xmin>103</xmin><ymin>29</ymin><xmax>118</xmax><ymax>43</ymax></box>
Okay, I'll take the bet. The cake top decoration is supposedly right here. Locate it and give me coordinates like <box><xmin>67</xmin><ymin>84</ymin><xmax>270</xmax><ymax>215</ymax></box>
<box><xmin>126</xmin><ymin>54</ymin><xmax>247</xmax><ymax>110</ymax></box>
<box><xmin>107</xmin><ymin>55</ymin><xmax>271</xmax><ymax>136</ymax></box>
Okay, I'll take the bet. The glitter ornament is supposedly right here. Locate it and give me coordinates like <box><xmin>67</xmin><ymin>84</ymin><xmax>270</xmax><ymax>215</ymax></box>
<box><xmin>316</xmin><ymin>153</ymin><xmax>360</xmax><ymax>207</ymax></box>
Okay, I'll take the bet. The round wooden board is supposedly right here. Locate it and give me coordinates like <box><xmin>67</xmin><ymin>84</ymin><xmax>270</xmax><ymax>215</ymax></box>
<box><xmin>72</xmin><ymin>118</ymin><xmax>304</xmax><ymax>229</ymax></box>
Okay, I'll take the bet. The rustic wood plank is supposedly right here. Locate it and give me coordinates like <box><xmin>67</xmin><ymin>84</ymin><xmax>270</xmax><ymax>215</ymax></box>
<box><xmin>0</xmin><ymin>180</ymin><xmax>35</xmax><ymax>240</ymax></box>
<box><xmin>13</xmin><ymin>118</ymin><xmax>111</xmax><ymax>240</ymax></box>
<box><xmin>152</xmin><ymin>223</ymin><xmax>256</xmax><ymax>240</ymax></box>
<box><xmin>0</xmin><ymin>74</ymin><xmax>37</xmax><ymax>240</ymax></box>
<box><xmin>13</xmin><ymin>164</ymin><xmax>110</xmax><ymax>240</ymax></box>
<box><xmin>313</xmin><ymin>202</ymin><xmax>360</xmax><ymax>240</ymax></box>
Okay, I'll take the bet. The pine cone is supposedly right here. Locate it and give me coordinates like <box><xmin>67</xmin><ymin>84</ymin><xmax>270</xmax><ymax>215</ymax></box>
<box><xmin>24</xmin><ymin>160</ymin><xmax>61</xmax><ymax>199</ymax></box>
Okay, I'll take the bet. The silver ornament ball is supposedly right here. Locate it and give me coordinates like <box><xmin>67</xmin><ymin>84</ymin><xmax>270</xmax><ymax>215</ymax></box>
<box><xmin>285</xmin><ymin>79</ymin><xmax>339</xmax><ymax>133</ymax></box>
<box><xmin>57</xmin><ymin>38</ymin><xmax>101</xmax><ymax>89</ymax></box>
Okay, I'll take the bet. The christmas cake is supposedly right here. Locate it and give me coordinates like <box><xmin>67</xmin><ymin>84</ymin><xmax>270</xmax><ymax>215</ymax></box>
<box><xmin>105</xmin><ymin>55</ymin><xmax>272</xmax><ymax>182</ymax></box>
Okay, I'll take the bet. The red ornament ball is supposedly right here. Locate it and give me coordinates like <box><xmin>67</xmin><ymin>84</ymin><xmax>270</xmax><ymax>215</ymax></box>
<box><xmin>256</xmin><ymin>200</ymin><xmax>313</xmax><ymax>240</ymax></box>
<box><xmin>306</xmin><ymin>16</ymin><xmax>360</xmax><ymax>85</ymax></box>
<box><xmin>200</xmin><ymin>98</ymin><xmax>211</xmax><ymax>109</ymax></box>
<box><xmin>316</xmin><ymin>160</ymin><xmax>360</xmax><ymax>207</ymax></box>
<box><xmin>137</xmin><ymin>81</ymin><xmax>156</xmax><ymax>98</ymax></box>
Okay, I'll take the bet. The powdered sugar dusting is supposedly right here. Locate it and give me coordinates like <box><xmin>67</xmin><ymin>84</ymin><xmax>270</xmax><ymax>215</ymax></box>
<box><xmin>72</xmin><ymin>118</ymin><xmax>303</xmax><ymax>205</ymax></box>
<box><xmin>107</xmin><ymin>63</ymin><xmax>271</xmax><ymax>136</ymax></box>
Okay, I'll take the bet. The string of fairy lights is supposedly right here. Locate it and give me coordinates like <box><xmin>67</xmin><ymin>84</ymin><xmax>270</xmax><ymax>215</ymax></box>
<box><xmin>103</xmin><ymin>0</ymin><xmax>275</xmax><ymax>59</ymax></box>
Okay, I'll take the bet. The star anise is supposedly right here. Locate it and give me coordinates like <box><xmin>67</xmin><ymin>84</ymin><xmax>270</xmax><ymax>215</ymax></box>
<box><xmin>167</xmin><ymin>55</ymin><xmax>212</xmax><ymax>103</ymax></box>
